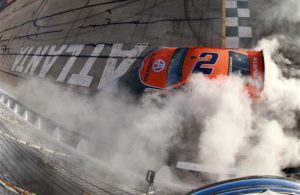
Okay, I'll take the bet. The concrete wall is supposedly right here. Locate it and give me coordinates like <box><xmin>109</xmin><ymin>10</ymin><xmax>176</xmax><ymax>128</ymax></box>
<box><xmin>0</xmin><ymin>88</ymin><xmax>84</xmax><ymax>148</ymax></box>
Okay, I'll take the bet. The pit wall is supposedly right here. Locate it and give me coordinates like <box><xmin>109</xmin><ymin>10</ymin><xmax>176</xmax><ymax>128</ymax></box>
<box><xmin>0</xmin><ymin>88</ymin><xmax>85</xmax><ymax>148</ymax></box>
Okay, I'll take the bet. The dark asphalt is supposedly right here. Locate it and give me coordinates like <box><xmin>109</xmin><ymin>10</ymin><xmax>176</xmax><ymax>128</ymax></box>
<box><xmin>0</xmin><ymin>0</ymin><xmax>299</xmax><ymax>194</ymax></box>
<box><xmin>0</xmin><ymin>101</ymin><xmax>149</xmax><ymax>194</ymax></box>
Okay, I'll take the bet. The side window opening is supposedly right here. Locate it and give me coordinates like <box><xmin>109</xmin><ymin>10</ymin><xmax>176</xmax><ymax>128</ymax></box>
<box><xmin>229</xmin><ymin>51</ymin><xmax>250</xmax><ymax>76</ymax></box>
<box><xmin>167</xmin><ymin>48</ymin><xmax>188</xmax><ymax>86</ymax></box>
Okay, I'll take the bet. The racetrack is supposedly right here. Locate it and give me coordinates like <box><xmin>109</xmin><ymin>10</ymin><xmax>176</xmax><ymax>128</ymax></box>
<box><xmin>0</xmin><ymin>0</ymin><xmax>299</xmax><ymax>194</ymax></box>
<box><xmin>0</xmin><ymin>0</ymin><xmax>225</xmax><ymax>193</ymax></box>
<box><xmin>0</xmin><ymin>0</ymin><xmax>225</xmax><ymax>130</ymax></box>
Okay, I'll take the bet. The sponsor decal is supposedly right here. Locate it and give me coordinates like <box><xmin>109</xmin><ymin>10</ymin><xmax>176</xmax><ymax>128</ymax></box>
<box><xmin>152</xmin><ymin>59</ymin><xmax>165</xmax><ymax>73</ymax></box>
<box><xmin>11</xmin><ymin>43</ymin><xmax>148</xmax><ymax>88</ymax></box>
<box><xmin>252</xmin><ymin>56</ymin><xmax>262</xmax><ymax>89</ymax></box>
<box><xmin>229</xmin><ymin>56</ymin><xmax>233</xmax><ymax>73</ymax></box>
<box><xmin>253</xmin><ymin>57</ymin><xmax>258</xmax><ymax>79</ymax></box>
<box><xmin>193</xmin><ymin>52</ymin><xmax>219</xmax><ymax>75</ymax></box>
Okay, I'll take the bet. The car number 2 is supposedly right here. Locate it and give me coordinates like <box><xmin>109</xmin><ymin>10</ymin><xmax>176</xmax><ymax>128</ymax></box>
<box><xmin>192</xmin><ymin>52</ymin><xmax>219</xmax><ymax>75</ymax></box>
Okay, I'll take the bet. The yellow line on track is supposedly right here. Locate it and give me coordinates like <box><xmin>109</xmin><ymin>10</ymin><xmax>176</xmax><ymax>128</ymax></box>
<box><xmin>222</xmin><ymin>0</ymin><xmax>226</xmax><ymax>48</ymax></box>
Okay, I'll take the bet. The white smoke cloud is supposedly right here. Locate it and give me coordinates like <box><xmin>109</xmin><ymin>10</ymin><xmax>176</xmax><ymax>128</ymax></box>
<box><xmin>5</xmin><ymin>36</ymin><xmax>300</xmax><ymax>187</ymax></box>
<box><xmin>265</xmin><ymin>0</ymin><xmax>300</xmax><ymax>23</ymax></box>
<box><xmin>0</xmin><ymin>0</ymin><xmax>298</xmax><ymax>192</ymax></box>
<box><xmin>253</xmin><ymin>0</ymin><xmax>300</xmax><ymax>70</ymax></box>
<box><xmin>81</xmin><ymin>34</ymin><xmax>300</xmax><ymax>183</ymax></box>
<box><xmin>188</xmin><ymin>75</ymin><xmax>252</xmax><ymax>172</ymax></box>
<box><xmin>187</xmin><ymin>37</ymin><xmax>300</xmax><ymax>181</ymax></box>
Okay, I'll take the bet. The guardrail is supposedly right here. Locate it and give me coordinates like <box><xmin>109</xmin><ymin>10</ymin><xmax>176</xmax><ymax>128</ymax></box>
<box><xmin>0</xmin><ymin>88</ymin><xmax>86</xmax><ymax>149</ymax></box>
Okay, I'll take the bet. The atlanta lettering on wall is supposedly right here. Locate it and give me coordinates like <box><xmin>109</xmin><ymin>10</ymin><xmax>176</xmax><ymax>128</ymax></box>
<box><xmin>11</xmin><ymin>43</ymin><xmax>149</xmax><ymax>89</ymax></box>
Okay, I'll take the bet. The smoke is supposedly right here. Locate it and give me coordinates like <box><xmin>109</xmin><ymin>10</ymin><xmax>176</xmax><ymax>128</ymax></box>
<box><xmin>1</xmin><ymin>0</ymin><xmax>299</xmax><ymax>188</ymax></box>
<box><xmin>11</xmin><ymin>77</ymin><xmax>186</xmax><ymax>173</ymax></box>
<box><xmin>252</xmin><ymin>0</ymin><xmax>300</xmax><ymax>38</ymax></box>
<box><xmin>252</xmin><ymin>0</ymin><xmax>300</xmax><ymax>72</ymax></box>
<box><xmin>264</xmin><ymin>0</ymin><xmax>300</xmax><ymax>23</ymax></box>
<box><xmin>1</xmin><ymin>36</ymin><xmax>297</xmax><ymax>188</ymax></box>
<box><xmin>185</xmin><ymin>37</ymin><xmax>299</xmax><ymax>181</ymax></box>
<box><xmin>93</xmin><ymin>37</ymin><xmax>299</xmax><ymax>182</ymax></box>
<box><xmin>10</xmin><ymin>36</ymin><xmax>300</xmax><ymax>186</ymax></box>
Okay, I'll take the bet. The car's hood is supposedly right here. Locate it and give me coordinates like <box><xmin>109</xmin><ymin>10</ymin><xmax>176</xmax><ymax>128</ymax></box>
<box><xmin>139</xmin><ymin>48</ymin><xmax>176</xmax><ymax>89</ymax></box>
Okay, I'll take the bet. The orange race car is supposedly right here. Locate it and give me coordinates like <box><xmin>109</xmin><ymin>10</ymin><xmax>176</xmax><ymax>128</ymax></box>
<box><xmin>119</xmin><ymin>47</ymin><xmax>265</xmax><ymax>96</ymax></box>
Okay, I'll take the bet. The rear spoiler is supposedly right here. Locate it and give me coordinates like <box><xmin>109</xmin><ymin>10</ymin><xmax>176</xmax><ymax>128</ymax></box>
<box><xmin>260</xmin><ymin>49</ymin><xmax>265</xmax><ymax>90</ymax></box>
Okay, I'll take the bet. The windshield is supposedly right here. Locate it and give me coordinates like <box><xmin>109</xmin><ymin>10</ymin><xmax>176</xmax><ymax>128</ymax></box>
<box><xmin>167</xmin><ymin>48</ymin><xmax>188</xmax><ymax>86</ymax></box>
<box><xmin>229</xmin><ymin>51</ymin><xmax>250</xmax><ymax>76</ymax></box>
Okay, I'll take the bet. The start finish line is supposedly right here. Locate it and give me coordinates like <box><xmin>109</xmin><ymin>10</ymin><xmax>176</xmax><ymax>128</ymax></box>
<box><xmin>176</xmin><ymin>161</ymin><xmax>238</xmax><ymax>175</ymax></box>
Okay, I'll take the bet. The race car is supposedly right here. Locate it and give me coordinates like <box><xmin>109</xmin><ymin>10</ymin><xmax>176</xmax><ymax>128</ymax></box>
<box><xmin>188</xmin><ymin>176</ymin><xmax>300</xmax><ymax>195</ymax></box>
<box><xmin>119</xmin><ymin>47</ymin><xmax>265</xmax><ymax>96</ymax></box>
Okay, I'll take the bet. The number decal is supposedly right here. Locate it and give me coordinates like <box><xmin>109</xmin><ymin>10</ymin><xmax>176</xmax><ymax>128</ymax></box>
<box><xmin>193</xmin><ymin>52</ymin><xmax>219</xmax><ymax>75</ymax></box>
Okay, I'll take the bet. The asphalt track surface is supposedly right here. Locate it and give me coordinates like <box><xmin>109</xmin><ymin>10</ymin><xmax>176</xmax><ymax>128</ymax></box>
<box><xmin>0</xmin><ymin>0</ymin><xmax>225</xmax><ymax>131</ymax></box>
<box><xmin>0</xmin><ymin>0</ymin><xmax>299</xmax><ymax>194</ymax></box>
<box><xmin>0</xmin><ymin>1</ymin><xmax>217</xmax><ymax>194</ymax></box>
<box><xmin>0</xmin><ymin>100</ymin><xmax>154</xmax><ymax>194</ymax></box>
